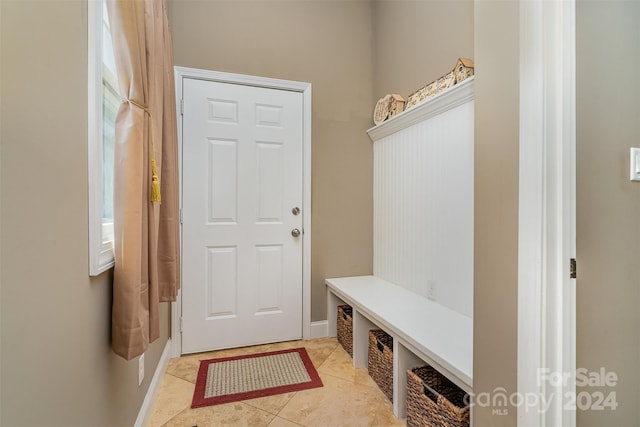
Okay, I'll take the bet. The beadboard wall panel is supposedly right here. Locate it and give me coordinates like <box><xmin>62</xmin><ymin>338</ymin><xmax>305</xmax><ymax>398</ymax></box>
<box><xmin>372</xmin><ymin>96</ymin><xmax>474</xmax><ymax>318</ymax></box>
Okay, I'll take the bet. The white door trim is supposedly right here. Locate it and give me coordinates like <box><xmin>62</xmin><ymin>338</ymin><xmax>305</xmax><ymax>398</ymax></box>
<box><xmin>171</xmin><ymin>67</ymin><xmax>312</xmax><ymax>357</ymax></box>
<box><xmin>518</xmin><ymin>0</ymin><xmax>576</xmax><ymax>426</ymax></box>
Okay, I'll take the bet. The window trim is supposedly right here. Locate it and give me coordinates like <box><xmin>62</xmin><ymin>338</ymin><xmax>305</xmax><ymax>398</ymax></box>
<box><xmin>88</xmin><ymin>0</ymin><xmax>115</xmax><ymax>276</ymax></box>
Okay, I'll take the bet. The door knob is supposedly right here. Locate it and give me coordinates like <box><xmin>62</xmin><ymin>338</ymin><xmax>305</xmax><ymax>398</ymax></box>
<box><xmin>291</xmin><ymin>228</ymin><xmax>301</xmax><ymax>237</ymax></box>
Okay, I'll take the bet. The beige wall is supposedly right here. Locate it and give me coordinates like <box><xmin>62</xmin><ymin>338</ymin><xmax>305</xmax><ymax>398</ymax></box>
<box><xmin>168</xmin><ymin>0</ymin><xmax>375</xmax><ymax>322</ymax></box>
<box><xmin>576</xmin><ymin>1</ymin><xmax>640</xmax><ymax>425</ymax></box>
<box><xmin>372</xmin><ymin>0</ymin><xmax>474</xmax><ymax>100</ymax></box>
<box><xmin>0</xmin><ymin>1</ymin><xmax>169</xmax><ymax>426</ymax></box>
<box><xmin>473</xmin><ymin>0</ymin><xmax>519</xmax><ymax>425</ymax></box>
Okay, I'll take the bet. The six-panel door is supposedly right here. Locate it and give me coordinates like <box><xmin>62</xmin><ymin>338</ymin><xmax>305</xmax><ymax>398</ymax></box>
<box><xmin>181</xmin><ymin>78</ymin><xmax>304</xmax><ymax>354</ymax></box>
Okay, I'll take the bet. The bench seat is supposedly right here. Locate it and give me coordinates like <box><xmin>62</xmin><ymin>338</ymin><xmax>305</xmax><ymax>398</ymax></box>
<box><xmin>326</xmin><ymin>275</ymin><xmax>473</xmax><ymax>418</ymax></box>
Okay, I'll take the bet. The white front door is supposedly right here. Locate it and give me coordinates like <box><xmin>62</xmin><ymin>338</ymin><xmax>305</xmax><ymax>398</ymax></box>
<box><xmin>181</xmin><ymin>78</ymin><xmax>304</xmax><ymax>354</ymax></box>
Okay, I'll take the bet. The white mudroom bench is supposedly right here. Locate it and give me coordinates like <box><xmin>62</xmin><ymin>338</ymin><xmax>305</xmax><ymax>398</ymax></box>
<box><xmin>327</xmin><ymin>76</ymin><xmax>476</xmax><ymax>420</ymax></box>
<box><xmin>326</xmin><ymin>275</ymin><xmax>472</xmax><ymax>419</ymax></box>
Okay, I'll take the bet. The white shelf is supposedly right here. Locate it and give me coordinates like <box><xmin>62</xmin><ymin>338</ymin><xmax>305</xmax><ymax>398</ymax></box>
<box><xmin>367</xmin><ymin>76</ymin><xmax>475</xmax><ymax>142</ymax></box>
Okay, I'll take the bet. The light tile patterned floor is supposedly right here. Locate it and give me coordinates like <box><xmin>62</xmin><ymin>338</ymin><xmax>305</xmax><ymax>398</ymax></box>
<box><xmin>148</xmin><ymin>337</ymin><xmax>406</xmax><ymax>427</ymax></box>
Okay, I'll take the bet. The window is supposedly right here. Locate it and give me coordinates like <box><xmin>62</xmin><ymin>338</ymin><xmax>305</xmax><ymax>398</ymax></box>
<box><xmin>88</xmin><ymin>0</ymin><xmax>118</xmax><ymax>275</ymax></box>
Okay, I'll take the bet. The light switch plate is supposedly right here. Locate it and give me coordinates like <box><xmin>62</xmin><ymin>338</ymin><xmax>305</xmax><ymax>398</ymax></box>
<box><xmin>631</xmin><ymin>148</ymin><xmax>640</xmax><ymax>181</ymax></box>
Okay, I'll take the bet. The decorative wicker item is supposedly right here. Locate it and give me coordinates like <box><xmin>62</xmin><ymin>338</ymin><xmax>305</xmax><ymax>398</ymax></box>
<box><xmin>367</xmin><ymin>329</ymin><xmax>394</xmax><ymax>402</ymax></box>
<box><xmin>406</xmin><ymin>365</ymin><xmax>470</xmax><ymax>427</ymax></box>
<box><xmin>337</xmin><ymin>305</ymin><xmax>353</xmax><ymax>357</ymax></box>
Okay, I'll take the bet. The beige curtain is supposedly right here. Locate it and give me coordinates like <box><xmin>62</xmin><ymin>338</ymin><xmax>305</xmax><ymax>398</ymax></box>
<box><xmin>107</xmin><ymin>0</ymin><xmax>180</xmax><ymax>360</ymax></box>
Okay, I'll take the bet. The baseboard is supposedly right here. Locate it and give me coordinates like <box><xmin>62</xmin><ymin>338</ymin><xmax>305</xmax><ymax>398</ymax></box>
<box><xmin>309</xmin><ymin>320</ymin><xmax>328</xmax><ymax>339</ymax></box>
<box><xmin>134</xmin><ymin>338</ymin><xmax>172</xmax><ymax>427</ymax></box>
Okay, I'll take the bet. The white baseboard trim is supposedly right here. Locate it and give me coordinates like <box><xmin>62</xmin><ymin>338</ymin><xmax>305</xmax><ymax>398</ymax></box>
<box><xmin>134</xmin><ymin>338</ymin><xmax>172</xmax><ymax>427</ymax></box>
<box><xmin>309</xmin><ymin>320</ymin><xmax>328</xmax><ymax>339</ymax></box>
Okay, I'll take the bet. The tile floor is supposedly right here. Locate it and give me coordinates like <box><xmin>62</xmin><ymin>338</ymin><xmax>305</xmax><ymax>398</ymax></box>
<box><xmin>148</xmin><ymin>337</ymin><xmax>406</xmax><ymax>427</ymax></box>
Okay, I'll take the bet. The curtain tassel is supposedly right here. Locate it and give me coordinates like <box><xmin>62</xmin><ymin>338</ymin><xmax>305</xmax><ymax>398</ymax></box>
<box><xmin>151</xmin><ymin>159</ymin><xmax>162</xmax><ymax>203</ymax></box>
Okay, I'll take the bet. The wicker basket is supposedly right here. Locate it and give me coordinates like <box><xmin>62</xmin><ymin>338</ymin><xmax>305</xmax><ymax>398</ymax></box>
<box><xmin>368</xmin><ymin>329</ymin><xmax>394</xmax><ymax>402</ymax></box>
<box><xmin>336</xmin><ymin>305</ymin><xmax>353</xmax><ymax>357</ymax></box>
<box><xmin>406</xmin><ymin>365</ymin><xmax>470</xmax><ymax>427</ymax></box>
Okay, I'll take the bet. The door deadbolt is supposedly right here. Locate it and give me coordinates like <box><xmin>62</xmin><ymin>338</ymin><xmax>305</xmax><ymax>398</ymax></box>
<box><xmin>291</xmin><ymin>207</ymin><xmax>301</xmax><ymax>216</ymax></box>
<box><xmin>291</xmin><ymin>228</ymin><xmax>301</xmax><ymax>237</ymax></box>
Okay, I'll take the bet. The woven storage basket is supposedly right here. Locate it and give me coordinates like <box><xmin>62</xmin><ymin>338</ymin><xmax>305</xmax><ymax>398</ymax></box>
<box><xmin>336</xmin><ymin>305</ymin><xmax>353</xmax><ymax>357</ymax></box>
<box><xmin>368</xmin><ymin>329</ymin><xmax>394</xmax><ymax>402</ymax></box>
<box><xmin>406</xmin><ymin>365</ymin><xmax>470</xmax><ymax>427</ymax></box>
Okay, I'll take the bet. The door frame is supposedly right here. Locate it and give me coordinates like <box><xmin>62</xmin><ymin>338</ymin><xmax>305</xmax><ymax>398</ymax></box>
<box><xmin>171</xmin><ymin>67</ymin><xmax>312</xmax><ymax>357</ymax></box>
<box><xmin>518</xmin><ymin>0</ymin><xmax>576</xmax><ymax>425</ymax></box>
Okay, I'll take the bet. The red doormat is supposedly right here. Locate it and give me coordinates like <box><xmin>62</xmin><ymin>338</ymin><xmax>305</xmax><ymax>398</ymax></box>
<box><xmin>191</xmin><ymin>347</ymin><xmax>323</xmax><ymax>408</ymax></box>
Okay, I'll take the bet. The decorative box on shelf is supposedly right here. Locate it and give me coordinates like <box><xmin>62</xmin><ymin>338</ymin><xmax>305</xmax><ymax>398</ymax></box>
<box><xmin>453</xmin><ymin>57</ymin><xmax>475</xmax><ymax>84</ymax></box>
<box><xmin>405</xmin><ymin>57</ymin><xmax>475</xmax><ymax>111</ymax></box>
<box><xmin>374</xmin><ymin>94</ymin><xmax>405</xmax><ymax>125</ymax></box>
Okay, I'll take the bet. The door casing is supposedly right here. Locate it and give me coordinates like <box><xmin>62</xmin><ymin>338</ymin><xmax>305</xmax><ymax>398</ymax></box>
<box><xmin>171</xmin><ymin>67</ymin><xmax>312</xmax><ymax>357</ymax></box>
<box><xmin>517</xmin><ymin>0</ymin><xmax>576</xmax><ymax>425</ymax></box>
